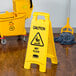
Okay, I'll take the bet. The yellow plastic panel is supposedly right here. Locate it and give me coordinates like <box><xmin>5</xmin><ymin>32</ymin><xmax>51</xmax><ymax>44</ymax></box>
<box><xmin>61</xmin><ymin>17</ymin><xmax>74</xmax><ymax>35</ymax></box>
<box><xmin>0</xmin><ymin>11</ymin><xmax>26</xmax><ymax>37</ymax></box>
<box><xmin>24</xmin><ymin>12</ymin><xmax>58</xmax><ymax>72</ymax></box>
<box><xmin>13</xmin><ymin>0</ymin><xmax>33</xmax><ymax>18</ymax></box>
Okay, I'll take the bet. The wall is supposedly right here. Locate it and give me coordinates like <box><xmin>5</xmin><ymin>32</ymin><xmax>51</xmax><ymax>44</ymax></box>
<box><xmin>0</xmin><ymin>0</ymin><xmax>13</xmax><ymax>13</ymax></box>
<box><xmin>25</xmin><ymin>0</ymin><xmax>69</xmax><ymax>28</ymax></box>
<box><xmin>70</xmin><ymin>0</ymin><xmax>76</xmax><ymax>28</ymax></box>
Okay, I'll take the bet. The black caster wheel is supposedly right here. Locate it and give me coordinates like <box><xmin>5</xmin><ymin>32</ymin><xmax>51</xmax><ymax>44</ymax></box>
<box><xmin>18</xmin><ymin>36</ymin><xmax>22</xmax><ymax>40</ymax></box>
<box><xmin>1</xmin><ymin>39</ymin><xmax>7</xmax><ymax>45</ymax></box>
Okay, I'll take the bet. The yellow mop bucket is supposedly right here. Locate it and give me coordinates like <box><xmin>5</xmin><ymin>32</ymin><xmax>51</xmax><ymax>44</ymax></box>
<box><xmin>0</xmin><ymin>11</ymin><xmax>27</xmax><ymax>44</ymax></box>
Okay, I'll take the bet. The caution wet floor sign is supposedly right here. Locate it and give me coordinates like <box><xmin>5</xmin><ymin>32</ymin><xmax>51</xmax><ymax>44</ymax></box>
<box><xmin>24</xmin><ymin>12</ymin><xmax>58</xmax><ymax>72</ymax></box>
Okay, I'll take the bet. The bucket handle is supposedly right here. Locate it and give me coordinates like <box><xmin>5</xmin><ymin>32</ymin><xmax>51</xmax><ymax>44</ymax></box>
<box><xmin>30</xmin><ymin>0</ymin><xmax>33</xmax><ymax>8</ymax></box>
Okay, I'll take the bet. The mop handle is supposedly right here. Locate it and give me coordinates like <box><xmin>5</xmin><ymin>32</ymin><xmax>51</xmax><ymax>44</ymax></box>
<box><xmin>67</xmin><ymin>17</ymin><xmax>70</xmax><ymax>26</ymax></box>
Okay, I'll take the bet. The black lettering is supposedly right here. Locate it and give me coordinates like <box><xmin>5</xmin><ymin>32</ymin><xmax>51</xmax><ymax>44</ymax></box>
<box><xmin>35</xmin><ymin>47</ymin><xmax>39</xmax><ymax>49</ymax></box>
<box><xmin>33</xmin><ymin>50</ymin><xmax>39</xmax><ymax>53</ymax></box>
<box><xmin>33</xmin><ymin>26</ymin><xmax>45</xmax><ymax>30</ymax></box>
<box><xmin>33</xmin><ymin>26</ymin><xmax>37</xmax><ymax>29</ymax></box>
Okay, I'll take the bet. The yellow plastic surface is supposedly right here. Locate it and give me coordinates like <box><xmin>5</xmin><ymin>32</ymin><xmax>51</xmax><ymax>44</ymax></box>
<box><xmin>13</xmin><ymin>0</ymin><xmax>33</xmax><ymax>18</ymax></box>
<box><xmin>0</xmin><ymin>11</ymin><xmax>26</xmax><ymax>37</ymax></box>
<box><xmin>61</xmin><ymin>17</ymin><xmax>74</xmax><ymax>35</ymax></box>
<box><xmin>24</xmin><ymin>12</ymin><xmax>58</xmax><ymax>72</ymax></box>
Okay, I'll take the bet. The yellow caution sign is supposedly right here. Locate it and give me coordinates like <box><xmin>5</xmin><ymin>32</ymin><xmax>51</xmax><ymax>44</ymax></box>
<box><xmin>24</xmin><ymin>12</ymin><xmax>58</xmax><ymax>72</ymax></box>
<box><xmin>61</xmin><ymin>17</ymin><xmax>74</xmax><ymax>35</ymax></box>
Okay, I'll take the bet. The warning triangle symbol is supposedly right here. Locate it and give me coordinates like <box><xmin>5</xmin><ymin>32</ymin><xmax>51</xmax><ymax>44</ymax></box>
<box><xmin>31</xmin><ymin>32</ymin><xmax>44</xmax><ymax>47</ymax></box>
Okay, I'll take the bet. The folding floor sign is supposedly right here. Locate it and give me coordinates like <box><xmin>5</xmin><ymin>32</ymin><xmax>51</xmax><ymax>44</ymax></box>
<box><xmin>24</xmin><ymin>12</ymin><xmax>58</xmax><ymax>72</ymax></box>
